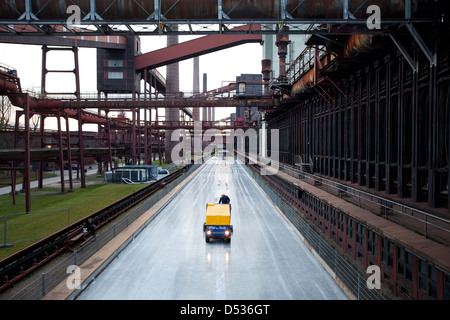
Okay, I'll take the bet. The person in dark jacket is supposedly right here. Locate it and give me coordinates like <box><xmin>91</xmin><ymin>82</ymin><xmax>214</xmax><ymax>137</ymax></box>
<box><xmin>219</xmin><ymin>194</ymin><xmax>230</xmax><ymax>204</ymax></box>
<box><xmin>83</xmin><ymin>218</ymin><xmax>95</xmax><ymax>234</ymax></box>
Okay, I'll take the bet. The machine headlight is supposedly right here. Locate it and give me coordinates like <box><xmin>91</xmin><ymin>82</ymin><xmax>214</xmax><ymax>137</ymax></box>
<box><xmin>206</xmin><ymin>230</ymin><xmax>212</xmax><ymax>235</ymax></box>
<box><xmin>225</xmin><ymin>230</ymin><xmax>230</xmax><ymax>236</ymax></box>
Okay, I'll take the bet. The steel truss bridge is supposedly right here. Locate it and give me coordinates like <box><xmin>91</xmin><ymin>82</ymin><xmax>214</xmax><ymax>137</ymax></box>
<box><xmin>0</xmin><ymin>0</ymin><xmax>440</xmax><ymax>36</ymax></box>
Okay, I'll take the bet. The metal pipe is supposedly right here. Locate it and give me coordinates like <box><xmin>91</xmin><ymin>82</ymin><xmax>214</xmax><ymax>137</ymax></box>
<box><xmin>261</xmin><ymin>59</ymin><xmax>271</xmax><ymax>94</ymax></box>
<box><xmin>275</xmin><ymin>26</ymin><xmax>290</xmax><ymax>82</ymax></box>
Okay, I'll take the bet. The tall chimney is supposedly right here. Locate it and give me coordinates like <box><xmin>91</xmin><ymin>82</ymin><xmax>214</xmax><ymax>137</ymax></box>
<box><xmin>165</xmin><ymin>26</ymin><xmax>179</xmax><ymax>163</ymax></box>
<box><xmin>193</xmin><ymin>56</ymin><xmax>200</xmax><ymax>121</ymax></box>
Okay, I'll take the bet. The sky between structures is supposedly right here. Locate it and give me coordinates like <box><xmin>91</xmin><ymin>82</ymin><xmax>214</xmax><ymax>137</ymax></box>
<box><xmin>0</xmin><ymin>35</ymin><xmax>264</xmax><ymax>128</ymax></box>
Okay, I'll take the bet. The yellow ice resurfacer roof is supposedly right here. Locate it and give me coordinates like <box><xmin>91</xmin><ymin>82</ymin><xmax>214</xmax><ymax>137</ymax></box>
<box><xmin>205</xmin><ymin>203</ymin><xmax>231</xmax><ymax>225</ymax></box>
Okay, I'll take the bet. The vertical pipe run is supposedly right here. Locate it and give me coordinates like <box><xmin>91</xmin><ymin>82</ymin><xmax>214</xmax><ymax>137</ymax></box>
<box><xmin>38</xmin><ymin>115</ymin><xmax>45</xmax><ymax>189</ymax></box>
<box><xmin>202</xmin><ymin>73</ymin><xmax>208</xmax><ymax>121</ymax></box>
<box><xmin>23</xmin><ymin>94</ymin><xmax>31</xmax><ymax>213</ymax></box>
<box><xmin>41</xmin><ymin>45</ymin><xmax>47</xmax><ymax>96</ymax></box>
<box><xmin>261</xmin><ymin>59</ymin><xmax>271</xmax><ymax>94</ymax></box>
<box><xmin>275</xmin><ymin>26</ymin><xmax>290</xmax><ymax>82</ymax></box>
<box><xmin>57</xmin><ymin>111</ymin><xmax>65</xmax><ymax>194</ymax></box>
<box><xmin>73</xmin><ymin>46</ymin><xmax>81</xmax><ymax>100</ymax></box>
<box><xmin>77</xmin><ymin>109</ymin><xmax>86</xmax><ymax>188</ymax></box>
<box><xmin>65</xmin><ymin>114</ymin><xmax>73</xmax><ymax>192</ymax></box>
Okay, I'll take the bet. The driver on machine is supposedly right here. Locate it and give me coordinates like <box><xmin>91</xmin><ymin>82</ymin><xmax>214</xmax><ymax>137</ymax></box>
<box><xmin>219</xmin><ymin>194</ymin><xmax>230</xmax><ymax>204</ymax></box>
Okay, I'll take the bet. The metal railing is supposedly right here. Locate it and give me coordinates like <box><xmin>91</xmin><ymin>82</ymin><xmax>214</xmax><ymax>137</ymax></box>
<box><xmin>276</xmin><ymin>159</ymin><xmax>450</xmax><ymax>245</ymax></box>
<box><xmin>4</xmin><ymin>164</ymin><xmax>200</xmax><ymax>300</ymax></box>
<box><xmin>242</xmin><ymin>162</ymin><xmax>385</xmax><ymax>300</ymax></box>
<box><xmin>286</xmin><ymin>45</ymin><xmax>328</xmax><ymax>85</ymax></box>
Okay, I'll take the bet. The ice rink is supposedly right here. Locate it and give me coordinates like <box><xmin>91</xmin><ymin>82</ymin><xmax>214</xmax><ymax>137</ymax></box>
<box><xmin>78</xmin><ymin>158</ymin><xmax>348</xmax><ymax>300</ymax></box>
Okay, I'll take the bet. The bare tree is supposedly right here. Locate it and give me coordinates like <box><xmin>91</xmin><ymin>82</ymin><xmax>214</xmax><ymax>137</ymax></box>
<box><xmin>30</xmin><ymin>113</ymin><xmax>41</xmax><ymax>132</ymax></box>
<box><xmin>0</xmin><ymin>95</ymin><xmax>12</xmax><ymax>130</ymax></box>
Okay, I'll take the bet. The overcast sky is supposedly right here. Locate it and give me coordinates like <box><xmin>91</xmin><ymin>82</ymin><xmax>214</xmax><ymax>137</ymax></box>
<box><xmin>0</xmin><ymin>35</ymin><xmax>263</xmax><ymax>123</ymax></box>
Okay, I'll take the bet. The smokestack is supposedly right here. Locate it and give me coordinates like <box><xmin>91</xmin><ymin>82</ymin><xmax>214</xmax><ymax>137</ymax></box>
<box><xmin>193</xmin><ymin>56</ymin><xmax>200</xmax><ymax>121</ymax></box>
<box><xmin>165</xmin><ymin>25</ymin><xmax>179</xmax><ymax>163</ymax></box>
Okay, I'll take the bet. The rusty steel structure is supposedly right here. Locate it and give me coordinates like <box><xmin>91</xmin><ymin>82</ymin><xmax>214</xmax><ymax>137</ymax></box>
<box><xmin>0</xmin><ymin>19</ymin><xmax>265</xmax><ymax>212</ymax></box>
<box><xmin>0</xmin><ymin>0</ymin><xmax>440</xmax><ymax>36</ymax></box>
<box><xmin>266</xmin><ymin>18</ymin><xmax>450</xmax><ymax>212</ymax></box>
<box><xmin>0</xmin><ymin>0</ymin><xmax>449</xmax><ymax>301</ymax></box>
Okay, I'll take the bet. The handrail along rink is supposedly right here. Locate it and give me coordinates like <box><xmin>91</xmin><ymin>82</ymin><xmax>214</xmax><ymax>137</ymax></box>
<box><xmin>243</xmin><ymin>155</ymin><xmax>450</xmax><ymax>300</ymax></box>
<box><xmin>0</xmin><ymin>166</ymin><xmax>188</xmax><ymax>293</ymax></box>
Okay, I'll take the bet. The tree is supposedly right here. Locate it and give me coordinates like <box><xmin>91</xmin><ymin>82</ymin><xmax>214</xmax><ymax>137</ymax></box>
<box><xmin>0</xmin><ymin>95</ymin><xmax>12</xmax><ymax>131</ymax></box>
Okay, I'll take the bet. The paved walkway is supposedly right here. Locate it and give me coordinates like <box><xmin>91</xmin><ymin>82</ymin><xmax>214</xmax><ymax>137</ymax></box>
<box><xmin>0</xmin><ymin>168</ymin><xmax>100</xmax><ymax>195</ymax></box>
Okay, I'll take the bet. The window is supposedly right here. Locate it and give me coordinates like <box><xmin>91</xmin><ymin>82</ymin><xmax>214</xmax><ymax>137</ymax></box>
<box><xmin>108</xmin><ymin>60</ymin><xmax>123</xmax><ymax>67</ymax></box>
<box><xmin>367</xmin><ymin>229</ymin><xmax>378</xmax><ymax>256</ymax></box>
<box><xmin>108</xmin><ymin>72</ymin><xmax>124</xmax><ymax>79</ymax></box>
<box><xmin>356</xmin><ymin>222</ymin><xmax>365</xmax><ymax>247</ymax></box>
<box><xmin>397</xmin><ymin>247</ymin><xmax>413</xmax><ymax>281</ymax></box>
<box><xmin>346</xmin><ymin>217</ymin><xmax>354</xmax><ymax>239</ymax></box>
<box><xmin>324</xmin><ymin>204</ymin><xmax>329</xmax><ymax>222</ymax></box>
<box><xmin>318</xmin><ymin>200</ymin><xmax>323</xmax><ymax>218</ymax></box>
<box><xmin>381</xmin><ymin>237</ymin><xmax>394</xmax><ymax>267</ymax></box>
<box><xmin>330</xmin><ymin>208</ymin><xmax>336</xmax><ymax>227</ymax></box>
<box><xmin>418</xmin><ymin>260</ymin><xmax>438</xmax><ymax>299</ymax></box>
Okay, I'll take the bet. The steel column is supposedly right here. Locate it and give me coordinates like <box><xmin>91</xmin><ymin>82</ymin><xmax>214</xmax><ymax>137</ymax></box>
<box><xmin>73</xmin><ymin>46</ymin><xmax>81</xmax><ymax>100</ymax></box>
<box><xmin>411</xmin><ymin>44</ymin><xmax>419</xmax><ymax>202</ymax></box>
<box><xmin>349</xmin><ymin>75</ymin><xmax>356</xmax><ymax>183</ymax></box>
<box><xmin>38</xmin><ymin>114</ymin><xmax>45</xmax><ymax>189</ymax></box>
<box><xmin>131</xmin><ymin>109</ymin><xmax>136</xmax><ymax>164</ymax></box>
<box><xmin>365</xmin><ymin>65</ymin><xmax>372</xmax><ymax>189</ymax></box>
<box><xmin>357</xmin><ymin>71</ymin><xmax>363</xmax><ymax>186</ymax></box>
<box><xmin>57</xmin><ymin>111</ymin><xmax>66</xmax><ymax>194</ymax></box>
<box><xmin>107</xmin><ymin>117</ymin><xmax>113</xmax><ymax>170</ymax></box>
<box><xmin>385</xmin><ymin>55</ymin><xmax>394</xmax><ymax>194</ymax></box>
<box><xmin>77</xmin><ymin>109</ymin><xmax>86</xmax><ymax>188</ymax></box>
<box><xmin>428</xmin><ymin>38</ymin><xmax>438</xmax><ymax>207</ymax></box>
<box><xmin>65</xmin><ymin>114</ymin><xmax>74</xmax><ymax>192</ymax></box>
<box><xmin>374</xmin><ymin>61</ymin><xmax>382</xmax><ymax>191</ymax></box>
<box><xmin>23</xmin><ymin>94</ymin><xmax>31</xmax><ymax>213</ymax></box>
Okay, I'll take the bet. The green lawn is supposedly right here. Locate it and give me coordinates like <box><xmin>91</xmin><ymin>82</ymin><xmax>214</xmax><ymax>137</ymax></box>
<box><xmin>0</xmin><ymin>181</ymin><xmax>146</xmax><ymax>260</ymax></box>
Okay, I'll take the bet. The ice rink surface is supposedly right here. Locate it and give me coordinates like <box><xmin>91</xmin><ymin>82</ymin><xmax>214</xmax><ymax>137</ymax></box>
<box><xmin>78</xmin><ymin>158</ymin><xmax>348</xmax><ymax>300</ymax></box>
